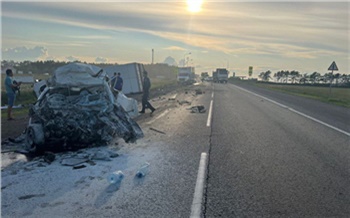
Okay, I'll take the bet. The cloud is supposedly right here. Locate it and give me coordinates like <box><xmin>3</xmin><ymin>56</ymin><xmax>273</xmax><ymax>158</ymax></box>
<box><xmin>163</xmin><ymin>46</ymin><xmax>186</xmax><ymax>51</ymax></box>
<box><xmin>95</xmin><ymin>56</ymin><xmax>108</xmax><ymax>63</ymax></box>
<box><xmin>66</xmin><ymin>56</ymin><xmax>79</xmax><ymax>62</ymax></box>
<box><xmin>163</xmin><ymin>56</ymin><xmax>177</xmax><ymax>66</ymax></box>
<box><xmin>1</xmin><ymin>2</ymin><xmax>348</xmax><ymax>73</ymax></box>
<box><xmin>2</xmin><ymin>46</ymin><xmax>48</xmax><ymax>61</ymax></box>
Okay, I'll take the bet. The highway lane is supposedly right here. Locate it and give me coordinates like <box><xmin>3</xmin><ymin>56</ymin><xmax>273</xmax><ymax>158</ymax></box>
<box><xmin>205</xmin><ymin>83</ymin><xmax>350</xmax><ymax>217</ymax></box>
<box><xmin>232</xmin><ymin>83</ymin><xmax>350</xmax><ymax>133</ymax></box>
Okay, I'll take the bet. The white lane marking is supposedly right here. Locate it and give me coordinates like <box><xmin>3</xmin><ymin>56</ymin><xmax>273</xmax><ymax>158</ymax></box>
<box><xmin>289</xmin><ymin>108</ymin><xmax>350</xmax><ymax>137</ymax></box>
<box><xmin>145</xmin><ymin>109</ymin><xmax>169</xmax><ymax>125</ymax></box>
<box><xmin>211</xmin><ymin>92</ymin><xmax>214</xmax><ymax>98</ymax></box>
<box><xmin>234</xmin><ymin>85</ymin><xmax>350</xmax><ymax>137</ymax></box>
<box><xmin>190</xmin><ymin>152</ymin><xmax>208</xmax><ymax>218</ymax></box>
<box><xmin>206</xmin><ymin>100</ymin><xmax>213</xmax><ymax>127</ymax></box>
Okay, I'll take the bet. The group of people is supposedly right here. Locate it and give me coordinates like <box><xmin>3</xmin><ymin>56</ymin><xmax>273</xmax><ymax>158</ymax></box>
<box><xmin>110</xmin><ymin>72</ymin><xmax>123</xmax><ymax>93</ymax></box>
<box><xmin>4</xmin><ymin>68</ymin><xmax>156</xmax><ymax>121</ymax></box>
<box><xmin>108</xmin><ymin>70</ymin><xmax>156</xmax><ymax>115</ymax></box>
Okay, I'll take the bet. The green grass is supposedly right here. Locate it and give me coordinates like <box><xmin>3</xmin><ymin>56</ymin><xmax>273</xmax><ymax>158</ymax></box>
<box><xmin>151</xmin><ymin>79</ymin><xmax>178</xmax><ymax>90</ymax></box>
<box><xmin>1</xmin><ymin>84</ymin><xmax>37</xmax><ymax>106</ymax></box>
<box><xmin>254</xmin><ymin>83</ymin><xmax>350</xmax><ymax>108</ymax></box>
<box><xmin>1</xmin><ymin>87</ymin><xmax>36</xmax><ymax>119</ymax></box>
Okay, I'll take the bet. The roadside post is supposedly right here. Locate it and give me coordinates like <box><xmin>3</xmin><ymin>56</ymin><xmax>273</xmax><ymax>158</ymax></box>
<box><xmin>248</xmin><ymin>66</ymin><xmax>253</xmax><ymax>78</ymax></box>
<box><xmin>327</xmin><ymin>61</ymin><xmax>338</xmax><ymax>98</ymax></box>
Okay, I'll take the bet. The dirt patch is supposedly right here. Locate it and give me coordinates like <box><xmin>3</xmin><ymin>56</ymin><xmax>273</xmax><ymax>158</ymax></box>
<box><xmin>1</xmin><ymin>115</ymin><xmax>29</xmax><ymax>141</ymax></box>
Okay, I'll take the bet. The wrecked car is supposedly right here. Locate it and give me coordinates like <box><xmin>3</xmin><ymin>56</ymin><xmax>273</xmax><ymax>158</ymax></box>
<box><xmin>26</xmin><ymin>63</ymin><xmax>143</xmax><ymax>152</ymax></box>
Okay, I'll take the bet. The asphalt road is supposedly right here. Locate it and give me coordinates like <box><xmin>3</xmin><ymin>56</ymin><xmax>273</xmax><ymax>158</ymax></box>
<box><xmin>205</xmin><ymin>82</ymin><xmax>350</xmax><ymax>217</ymax></box>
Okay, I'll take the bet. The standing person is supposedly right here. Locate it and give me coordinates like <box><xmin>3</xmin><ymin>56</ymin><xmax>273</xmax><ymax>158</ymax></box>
<box><xmin>4</xmin><ymin>69</ymin><xmax>21</xmax><ymax>120</ymax></box>
<box><xmin>114</xmin><ymin>72</ymin><xmax>123</xmax><ymax>92</ymax></box>
<box><xmin>110</xmin><ymin>72</ymin><xmax>117</xmax><ymax>89</ymax></box>
<box><xmin>139</xmin><ymin>70</ymin><xmax>156</xmax><ymax>114</ymax></box>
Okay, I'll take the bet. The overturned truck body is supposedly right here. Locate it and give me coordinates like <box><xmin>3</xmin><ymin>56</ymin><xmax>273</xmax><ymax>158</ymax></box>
<box><xmin>26</xmin><ymin>63</ymin><xmax>144</xmax><ymax>152</ymax></box>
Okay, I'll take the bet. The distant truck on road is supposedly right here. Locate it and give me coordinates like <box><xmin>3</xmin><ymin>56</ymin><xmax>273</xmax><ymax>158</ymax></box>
<box><xmin>178</xmin><ymin>67</ymin><xmax>195</xmax><ymax>84</ymax></box>
<box><xmin>201</xmin><ymin>72</ymin><xmax>209</xmax><ymax>81</ymax></box>
<box><xmin>213</xmin><ymin>68</ymin><xmax>229</xmax><ymax>83</ymax></box>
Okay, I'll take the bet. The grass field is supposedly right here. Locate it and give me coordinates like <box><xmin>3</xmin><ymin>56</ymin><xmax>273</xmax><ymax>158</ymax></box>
<box><xmin>230</xmin><ymin>79</ymin><xmax>350</xmax><ymax>108</ymax></box>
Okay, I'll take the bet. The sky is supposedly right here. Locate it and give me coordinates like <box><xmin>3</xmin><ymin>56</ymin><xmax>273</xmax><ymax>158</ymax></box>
<box><xmin>1</xmin><ymin>1</ymin><xmax>349</xmax><ymax>77</ymax></box>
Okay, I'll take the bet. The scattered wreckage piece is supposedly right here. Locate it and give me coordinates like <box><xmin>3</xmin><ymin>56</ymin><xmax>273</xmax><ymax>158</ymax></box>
<box><xmin>177</xmin><ymin>100</ymin><xmax>191</xmax><ymax>105</ymax></box>
<box><xmin>26</xmin><ymin>63</ymin><xmax>144</xmax><ymax>153</ymax></box>
<box><xmin>188</xmin><ymin>105</ymin><xmax>206</xmax><ymax>113</ymax></box>
<box><xmin>61</xmin><ymin>158</ymin><xmax>89</xmax><ymax>166</ymax></box>
<box><xmin>149</xmin><ymin>127</ymin><xmax>166</xmax><ymax>135</ymax></box>
<box><xmin>195</xmin><ymin>89</ymin><xmax>205</xmax><ymax>95</ymax></box>
<box><xmin>168</xmin><ymin>94</ymin><xmax>177</xmax><ymax>101</ymax></box>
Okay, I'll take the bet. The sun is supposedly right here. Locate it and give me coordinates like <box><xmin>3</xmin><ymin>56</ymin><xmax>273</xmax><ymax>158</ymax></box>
<box><xmin>187</xmin><ymin>0</ymin><xmax>203</xmax><ymax>13</ymax></box>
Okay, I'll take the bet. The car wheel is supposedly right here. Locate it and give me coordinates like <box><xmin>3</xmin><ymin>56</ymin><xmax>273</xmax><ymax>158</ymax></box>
<box><xmin>26</xmin><ymin>124</ymin><xmax>45</xmax><ymax>152</ymax></box>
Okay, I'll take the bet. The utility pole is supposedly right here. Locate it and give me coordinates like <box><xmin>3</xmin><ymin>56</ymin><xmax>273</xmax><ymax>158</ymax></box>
<box><xmin>183</xmin><ymin>52</ymin><xmax>191</xmax><ymax>67</ymax></box>
<box><xmin>152</xmin><ymin>49</ymin><xmax>154</xmax><ymax>64</ymax></box>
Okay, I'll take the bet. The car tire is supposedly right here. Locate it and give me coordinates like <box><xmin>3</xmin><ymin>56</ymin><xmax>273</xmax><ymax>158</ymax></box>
<box><xmin>26</xmin><ymin>124</ymin><xmax>45</xmax><ymax>152</ymax></box>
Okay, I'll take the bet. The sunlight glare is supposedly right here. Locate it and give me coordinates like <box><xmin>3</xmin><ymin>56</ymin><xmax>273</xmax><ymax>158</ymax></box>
<box><xmin>187</xmin><ymin>0</ymin><xmax>203</xmax><ymax>13</ymax></box>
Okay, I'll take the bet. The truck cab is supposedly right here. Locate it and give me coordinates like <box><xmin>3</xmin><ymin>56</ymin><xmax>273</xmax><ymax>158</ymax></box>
<box><xmin>178</xmin><ymin>67</ymin><xmax>195</xmax><ymax>84</ymax></box>
<box><xmin>213</xmin><ymin>68</ymin><xmax>229</xmax><ymax>83</ymax></box>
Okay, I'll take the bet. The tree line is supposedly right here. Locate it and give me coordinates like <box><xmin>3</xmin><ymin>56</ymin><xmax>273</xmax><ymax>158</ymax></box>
<box><xmin>1</xmin><ymin>60</ymin><xmax>118</xmax><ymax>74</ymax></box>
<box><xmin>1</xmin><ymin>60</ymin><xmax>178</xmax><ymax>80</ymax></box>
<box><xmin>258</xmin><ymin>70</ymin><xmax>350</xmax><ymax>86</ymax></box>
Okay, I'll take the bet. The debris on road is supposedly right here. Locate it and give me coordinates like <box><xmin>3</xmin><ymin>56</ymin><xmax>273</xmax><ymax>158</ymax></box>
<box><xmin>43</xmin><ymin>152</ymin><xmax>55</xmax><ymax>164</ymax></box>
<box><xmin>149</xmin><ymin>127</ymin><xmax>166</xmax><ymax>135</ymax></box>
<box><xmin>72</xmin><ymin>165</ymin><xmax>87</xmax><ymax>170</ymax></box>
<box><xmin>108</xmin><ymin>170</ymin><xmax>124</xmax><ymax>184</ymax></box>
<box><xmin>188</xmin><ymin>105</ymin><xmax>206</xmax><ymax>113</ymax></box>
<box><xmin>168</xmin><ymin>94</ymin><xmax>177</xmax><ymax>100</ymax></box>
<box><xmin>177</xmin><ymin>100</ymin><xmax>191</xmax><ymax>105</ymax></box>
<box><xmin>61</xmin><ymin>157</ymin><xmax>89</xmax><ymax>166</ymax></box>
<box><xmin>195</xmin><ymin>89</ymin><xmax>204</xmax><ymax>95</ymax></box>
<box><xmin>25</xmin><ymin>63</ymin><xmax>144</xmax><ymax>152</ymax></box>
<box><xmin>136</xmin><ymin>162</ymin><xmax>150</xmax><ymax>178</ymax></box>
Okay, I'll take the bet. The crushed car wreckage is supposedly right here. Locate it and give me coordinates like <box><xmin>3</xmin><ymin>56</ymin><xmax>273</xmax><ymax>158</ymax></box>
<box><xmin>26</xmin><ymin>63</ymin><xmax>143</xmax><ymax>152</ymax></box>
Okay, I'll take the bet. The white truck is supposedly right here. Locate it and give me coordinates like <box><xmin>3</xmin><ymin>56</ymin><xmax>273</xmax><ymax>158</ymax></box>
<box><xmin>177</xmin><ymin>67</ymin><xmax>195</xmax><ymax>84</ymax></box>
<box><xmin>213</xmin><ymin>68</ymin><xmax>229</xmax><ymax>83</ymax></box>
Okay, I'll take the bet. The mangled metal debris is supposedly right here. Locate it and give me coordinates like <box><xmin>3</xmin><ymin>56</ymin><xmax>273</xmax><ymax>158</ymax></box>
<box><xmin>61</xmin><ymin>158</ymin><xmax>88</xmax><ymax>166</ymax></box>
<box><xmin>26</xmin><ymin>63</ymin><xmax>144</xmax><ymax>152</ymax></box>
<box><xmin>149</xmin><ymin>127</ymin><xmax>166</xmax><ymax>135</ymax></box>
<box><xmin>188</xmin><ymin>105</ymin><xmax>206</xmax><ymax>113</ymax></box>
<box><xmin>195</xmin><ymin>89</ymin><xmax>204</xmax><ymax>95</ymax></box>
<box><xmin>177</xmin><ymin>100</ymin><xmax>191</xmax><ymax>105</ymax></box>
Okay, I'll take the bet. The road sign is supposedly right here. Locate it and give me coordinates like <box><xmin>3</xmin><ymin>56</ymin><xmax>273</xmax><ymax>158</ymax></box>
<box><xmin>328</xmin><ymin>61</ymin><xmax>338</xmax><ymax>71</ymax></box>
<box><xmin>248</xmin><ymin>66</ymin><xmax>253</xmax><ymax>77</ymax></box>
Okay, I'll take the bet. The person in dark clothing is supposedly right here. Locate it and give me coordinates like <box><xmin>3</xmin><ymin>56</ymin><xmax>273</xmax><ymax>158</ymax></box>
<box><xmin>114</xmin><ymin>72</ymin><xmax>123</xmax><ymax>92</ymax></box>
<box><xmin>139</xmin><ymin>71</ymin><xmax>155</xmax><ymax>114</ymax></box>
<box><xmin>110</xmin><ymin>72</ymin><xmax>117</xmax><ymax>88</ymax></box>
